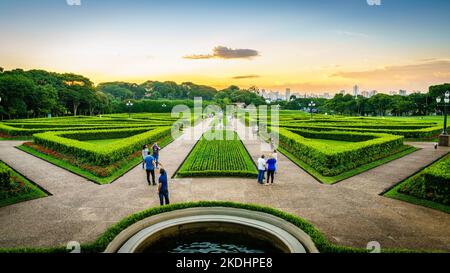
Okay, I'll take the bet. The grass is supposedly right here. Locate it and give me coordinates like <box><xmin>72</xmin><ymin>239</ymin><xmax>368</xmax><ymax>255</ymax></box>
<box><xmin>17</xmin><ymin>135</ymin><xmax>174</xmax><ymax>185</ymax></box>
<box><xmin>0</xmin><ymin>162</ymin><xmax>48</xmax><ymax>207</ymax></box>
<box><xmin>279</xmin><ymin>145</ymin><xmax>418</xmax><ymax>184</ymax></box>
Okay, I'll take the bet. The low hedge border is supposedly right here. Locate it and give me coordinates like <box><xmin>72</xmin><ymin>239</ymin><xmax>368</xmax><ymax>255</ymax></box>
<box><xmin>279</xmin><ymin>124</ymin><xmax>442</xmax><ymax>139</ymax></box>
<box><xmin>277</xmin><ymin>128</ymin><xmax>404</xmax><ymax>176</ymax></box>
<box><xmin>34</xmin><ymin>127</ymin><xmax>172</xmax><ymax>165</ymax></box>
<box><xmin>0</xmin><ymin>201</ymin><xmax>433</xmax><ymax>253</ymax></box>
<box><xmin>17</xmin><ymin>134</ymin><xmax>174</xmax><ymax>185</ymax></box>
<box><xmin>384</xmin><ymin>153</ymin><xmax>450</xmax><ymax>212</ymax></box>
<box><xmin>0</xmin><ymin>161</ymin><xmax>48</xmax><ymax>207</ymax></box>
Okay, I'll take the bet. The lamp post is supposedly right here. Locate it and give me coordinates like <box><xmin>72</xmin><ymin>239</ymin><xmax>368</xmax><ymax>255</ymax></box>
<box><xmin>126</xmin><ymin>100</ymin><xmax>133</xmax><ymax>119</ymax></box>
<box><xmin>308</xmin><ymin>101</ymin><xmax>316</xmax><ymax>120</ymax></box>
<box><xmin>436</xmin><ymin>91</ymin><xmax>449</xmax><ymax>146</ymax></box>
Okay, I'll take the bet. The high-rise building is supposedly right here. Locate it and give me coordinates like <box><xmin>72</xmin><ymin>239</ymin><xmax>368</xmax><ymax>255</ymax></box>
<box><xmin>369</xmin><ymin>90</ymin><xmax>378</xmax><ymax>97</ymax></box>
<box><xmin>339</xmin><ymin>90</ymin><xmax>346</xmax><ymax>95</ymax></box>
<box><xmin>353</xmin><ymin>85</ymin><xmax>359</xmax><ymax>97</ymax></box>
<box><xmin>399</xmin><ymin>90</ymin><xmax>407</xmax><ymax>96</ymax></box>
<box><xmin>361</xmin><ymin>91</ymin><xmax>369</xmax><ymax>98</ymax></box>
<box><xmin>286</xmin><ymin>88</ymin><xmax>291</xmax><ymax>101</ymax></box>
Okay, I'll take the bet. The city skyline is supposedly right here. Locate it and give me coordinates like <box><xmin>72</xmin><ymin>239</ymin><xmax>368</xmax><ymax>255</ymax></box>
<box><xmin>1</xmin><ymin>0</ymin><xmax>450</xmax><ymax>93</ymax></box>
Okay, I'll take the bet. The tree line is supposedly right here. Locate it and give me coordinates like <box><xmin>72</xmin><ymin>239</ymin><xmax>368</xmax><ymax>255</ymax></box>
<box><xmin>0</xmin><ymin>68</ymin><xmax>265</xmax><ymax>119</ymax></box>
<box><xmin>279</xmin><ymin>83</ymin><xmax>450</xmax><ymax>117</ymax></box>
<box><xmin>0</xmin><ymin>68</ymin><xmax>448</xmax><ymax>119</ymax></box>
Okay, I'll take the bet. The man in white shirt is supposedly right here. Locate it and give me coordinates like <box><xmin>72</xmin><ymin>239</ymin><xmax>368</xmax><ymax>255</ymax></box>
<box><xmin>257</xmin><ymin>155</ymin><xmax>266</xmax><ymax>184</ymax></box>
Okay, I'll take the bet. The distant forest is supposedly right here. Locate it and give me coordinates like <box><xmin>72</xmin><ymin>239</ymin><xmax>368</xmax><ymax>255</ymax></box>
<box><xmin>0</xmin><ymin>67</ymin><xmax>448</xmax><ymax>119</ymax></box>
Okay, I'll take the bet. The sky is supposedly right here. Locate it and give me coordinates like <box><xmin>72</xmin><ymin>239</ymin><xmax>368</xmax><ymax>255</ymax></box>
<box><xmin>1</xmin><ymin>0</ymin><xmax>450</xmax><ymax>94</ymax></box>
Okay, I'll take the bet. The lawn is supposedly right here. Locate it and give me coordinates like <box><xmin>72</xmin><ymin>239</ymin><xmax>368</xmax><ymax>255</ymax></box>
<box><xmin>176</xmin><ymin>130</ymin><xmax>258</xmax><ymax>178</ymax></box>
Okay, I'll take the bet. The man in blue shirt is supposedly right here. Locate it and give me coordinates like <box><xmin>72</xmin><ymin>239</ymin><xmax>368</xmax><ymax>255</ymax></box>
<box><xmin>266</xmin><ymin>156</ymin><xmax>277</xmax><ymax>185</ymax></box>
<box><xmin>158</xmin><ymin>166</ymin><xmax>170</xmax><ymax>206</ymax></box>
<box><xmin>144</xmin><ymin>154</ymin><xmax>156</xmax><ymax>185</ymax></box>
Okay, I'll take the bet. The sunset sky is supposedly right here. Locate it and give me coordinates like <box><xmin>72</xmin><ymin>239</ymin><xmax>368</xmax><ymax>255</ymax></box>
<box><xmin>1</xmin><ymin>0</ymin><xmax>450</xmax><ymax>94</ymax></box>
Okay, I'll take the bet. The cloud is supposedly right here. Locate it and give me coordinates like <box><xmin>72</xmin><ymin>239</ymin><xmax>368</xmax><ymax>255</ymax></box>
<box><xmin>184</xmin><ymin>46</ymin><xmax>260</xmax><ymax>60</ymax></box>
<box><xmin>231</xmin><ymin>74</ymin><xmax>260</xmax><ymax>79</ymax></box>
<box><xmin>330</xmin><ymin>59</ymin><xmax>450</xmax><ymax>82</ymax></box>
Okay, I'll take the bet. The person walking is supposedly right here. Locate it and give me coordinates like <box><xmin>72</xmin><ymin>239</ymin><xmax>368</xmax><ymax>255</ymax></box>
<box><xmin>266</xmin><ymin>155</ymin><xmax>277</xmax><ymax>185</ymax></box>
<box><xmin>152</xmin><ymin>143</ymin><xmax>161</xmax><ymax>169</ymax></box>
<box><xmin>257</xmin><ymin>155</ymin><xmax>266</xmax><ymax>185</ymax></box>
<box><xmin>158</xmin><ymin>166</ymin><xmax>170</xmax><ymax>206</ymax></box>
<box><xmin>144</xmin><ymin>153</ymin><xmax>156</xmax><ymax>185</ymax></box>
<box><xmin>141</xmin><ymin>144</ymin><xmax>149</xmax><ymax>169</ymax></box>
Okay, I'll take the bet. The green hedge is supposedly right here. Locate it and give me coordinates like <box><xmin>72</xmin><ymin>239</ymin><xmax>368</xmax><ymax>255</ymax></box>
<box><xmin>277</xmin><ymin>128</ymin><xmax>404</xmax><ymax>176</ymax></box>
<box><xmin>0</xmin><ymin>162</ymin><xmax>14</xmax><ymax>194</ymax></box>
<box><xmin>398</xmin><ymin>155</ymin><xmax>450</xmax><ymax>205</ymax></box>
<box><xmin>34</xmin><ymin>127</ymin><xmax>172</xmax><ymax>165</ymax></box>
<box><xmin>176</xmin><ymin>131</ymin><xmax>258</xmax><ymax>178</ymax></box>
<box><xmin>279</xmin><ymin>124</ymin><xmax>441</xmax><ymax>139</ymax></box>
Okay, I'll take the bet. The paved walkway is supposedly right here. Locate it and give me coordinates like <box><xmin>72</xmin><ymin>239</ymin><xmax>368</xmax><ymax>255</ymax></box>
<box><xmin>0</xmin><ymin>119</ymin><xmax>449</xmax><ymax>252</ymax></box>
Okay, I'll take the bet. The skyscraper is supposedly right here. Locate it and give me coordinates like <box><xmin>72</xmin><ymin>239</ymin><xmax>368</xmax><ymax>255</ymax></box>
<box><xmin>286</xmin><ymin>88</ymin><xmax>291</xmax><ymax>101</ymax></box>
<box><xmin>353</xmin><ymin>85</ymin><xmax>359</xmax><ymax>97</ymax></box>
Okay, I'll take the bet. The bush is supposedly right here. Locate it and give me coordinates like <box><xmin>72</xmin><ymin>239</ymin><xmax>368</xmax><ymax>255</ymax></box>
<box><xmin>34</xmin><ymin>127</ymin><xmax>172</xmax><ymax>165</ymax></box>
<box><xmin>177</xmin><ymin>130</ymin><xmax>258</xmax><ymax>178</ymax></box>
<box><xmin>277</xmin><ymin>128</ymin><xmax>404</xmax><ymax>176</ymax></box>
<box><xmin>0</xmin><ymin>162</ymin><xmax>14</xmax><ymax>190</ymax></box>
<box><xmin>399</xmin><ymin>155</ymin><xmax>450</xmax><ymax>205</ymax></box>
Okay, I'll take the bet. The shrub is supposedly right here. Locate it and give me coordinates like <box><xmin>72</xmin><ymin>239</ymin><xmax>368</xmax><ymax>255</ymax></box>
<box><xmin>399</xmin><ymin>155</ymin><xmax>450</xmax><ymax>205</ymax></box>
<box><xmin>277</xmin><ymin>128</ymin><xmax>404</xmax><ymax>176</ymax></box>
<box><xmin>34</xmin><ymin>127</ymin><xmax>172</xmax><ymax>165</ymax></box>
<box><xmin>177</xmin><ymin>130</ymin><xmax>258</xmax><ymax>178</ymax></box>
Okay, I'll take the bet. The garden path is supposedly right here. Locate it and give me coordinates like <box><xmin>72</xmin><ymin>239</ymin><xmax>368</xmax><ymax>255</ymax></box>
<box><xmin>0</xmin><ymin>118</ymin><xmax>449</xmax><ymax>252</ymax></box>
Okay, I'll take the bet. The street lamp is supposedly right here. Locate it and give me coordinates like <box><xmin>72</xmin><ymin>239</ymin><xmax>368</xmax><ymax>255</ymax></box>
<box><xmin>308</xmin><ymin>101</ymin><xmax>316</xmax><ymax>119</ymax></box>
<box><xmin>436</xmin><ymin>91</ymin><xmax>449</xmax><ymax>146</ymax></box>
<box><xmin>126</xmin><ymin>100</ymin><xmax>133</xmax><ymax>119</ymax></box>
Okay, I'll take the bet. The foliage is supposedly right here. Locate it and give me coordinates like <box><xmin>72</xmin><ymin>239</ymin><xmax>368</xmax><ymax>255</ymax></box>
<box><xmin>277</xmin><ymin>128</ymin><xmax>404</xmax><ymax>176</ymax></box>
<box><xmin>398</xmin><ymin>154</ymin><xmax>450</xmax><ymax>205</ymax></box>
<box><xmin>177</xmin><ymin>130</ymin><xmax>258</xmax><ymax>177</ymax></box>
<box><xmin>34</xmin><ymin>127</ymin><xmax>172</xmax><ymax>165</ymax></box>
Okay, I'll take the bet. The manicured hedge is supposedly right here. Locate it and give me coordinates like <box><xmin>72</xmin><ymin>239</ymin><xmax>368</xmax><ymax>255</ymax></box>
<box><xmin>398</xmin><ymin>154</ymin><xmax>450</xmax><ymax>205</ymax></box>
<box><xmin>177</xmin><ymin>130</ymin><xmax>258</xmax><ymax>178</ymax></box>
<box><xmin>0</xmin><ymin>162</ymin><xmax>14</xmax><ymax>193</ymax></box>
<box><xmin>279</xmin><ymin>124</ymin><xmax>441</xmax><ymax>139</ymax></box>
<box><xmin>277</xmin><ymin>128</ymin><xmax>404</xmax><ymax>176</ymax></box>
<box><xmin>34</xmin><ymin>127</ymin><xmax>172</xmax><ymax>165</ymax></box>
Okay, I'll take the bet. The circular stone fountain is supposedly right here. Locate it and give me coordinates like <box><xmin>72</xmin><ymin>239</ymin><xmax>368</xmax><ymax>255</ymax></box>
<box><xmin>105</xmin><ymin>207</ymin><xmax>319</xmax><ymax>253</ymax></box>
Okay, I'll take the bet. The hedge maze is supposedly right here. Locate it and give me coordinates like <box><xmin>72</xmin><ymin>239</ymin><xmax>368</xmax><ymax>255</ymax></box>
<box><xmin>0</xmin><ymin>114</ymin><xmax>180</xmax><ymax>184</ymax></box>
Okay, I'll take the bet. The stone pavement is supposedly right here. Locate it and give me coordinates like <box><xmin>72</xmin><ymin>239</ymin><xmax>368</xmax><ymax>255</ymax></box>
<box><xmin>0</xmin><ymin>119</ymin><xmax>449</xmax><ymax>252</ymax></box>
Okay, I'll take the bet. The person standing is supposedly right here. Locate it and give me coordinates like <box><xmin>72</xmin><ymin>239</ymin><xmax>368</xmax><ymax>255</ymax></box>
<box><xmin>272</xmin><ymin>150</ymin><xmax>278</xmax><ymax>173</ymax></box>
<box><xmin>158</xmin><ymin>166</ymin><xmax>170</xmax><ymax>206</ymax></box>
<box><xmin>257</xmin><ymin>155</ymin><xmax>266</xmax><ymax>185</ymax></box>
<box><xmin>266</xmin><ymin>155</ymin><xmax>277</xmax><ymax>185</ymax></box>
<box><xmin>141</xmin><ymin>144</ymin><xmax>149</xmax><ymax>169</ymax></box>
<box><xmin>152</xmin><ymin>143</ymin><xmax>161</xmax><ymax>169</ymax></box>
<box><xmin>144</xmin><ymin>153</ymin><xmax>156</xmax><ymax>185</ymax></box>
